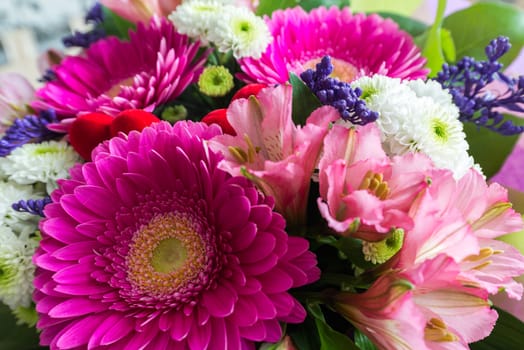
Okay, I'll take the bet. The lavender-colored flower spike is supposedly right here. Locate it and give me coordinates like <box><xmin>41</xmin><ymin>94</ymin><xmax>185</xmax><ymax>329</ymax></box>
<box><xmin>62</xmin><ymin>2</ymin><xmax>106</xmax><ymax>48</ymax></box>
<box><xmin>300</xmin><ymin>56</ymin><xmax>378</xmax><ymax>125</ymax></box>
<box><xmin>12</xmin><ymin>197</ymin><xmax>52</xmax><ymax>217</ymax></box>
<box><xmin>85</xmin><ymin>2</ymin><xmax>104</xmax><ymax>24</ymax></box>
<box><xmin>0</xmin><ymin>110</ymin><xmax>60</xmax><ymax>156</ymax></box>
<box><xmin>435</xmin><ymin>36</ymin><xmax>524</xmax><ymax>135</ymax></box>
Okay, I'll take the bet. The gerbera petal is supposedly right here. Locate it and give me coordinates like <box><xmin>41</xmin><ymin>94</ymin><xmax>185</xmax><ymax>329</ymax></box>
<box><xmin>34</xmin><ymin>121</ymin><xmax>318</xmax><ymax>349</ymax></box>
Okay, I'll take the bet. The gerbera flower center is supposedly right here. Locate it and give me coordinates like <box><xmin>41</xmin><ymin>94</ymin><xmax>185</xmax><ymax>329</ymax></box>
<box><xmin>105</xmin><ymin>77</ymin><xmax>135</xmax><ymax>98</ymax></box>
<box><xmin>151</xmin><ymin>238</ymin><xmax>188</xmax><ymax>273</ymax></box>
<box><xmin>303</xmin><ymin>57</ymin><xmax>359</xmax><ymax>82</ymax></box>
<box><xmin>126</xmin><ymin>212</ymin><xmax>207</xmax><ymax>297</ymax></box>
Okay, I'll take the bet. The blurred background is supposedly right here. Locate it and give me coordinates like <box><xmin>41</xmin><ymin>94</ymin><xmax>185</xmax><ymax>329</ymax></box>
<box><xmin>0</xmin><ymin>0</ymin><xmax>523</xmax><ymax>84</ymax></box>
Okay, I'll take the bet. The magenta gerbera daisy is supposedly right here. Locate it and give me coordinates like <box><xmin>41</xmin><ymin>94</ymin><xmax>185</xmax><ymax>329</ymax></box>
<box><xmin>33</xmin><ymin>17</ymin><xmax>208</xmax><ymax>117</ymax></box>
<box><xmin>238</xmin><ymin>6</ymin><xmax>428</xmax><ymax>84</ymax></box>
<box><xmin>34</xmin><ymin>121</ymin><xmax>320</xmax><ymax>349</ymax></box>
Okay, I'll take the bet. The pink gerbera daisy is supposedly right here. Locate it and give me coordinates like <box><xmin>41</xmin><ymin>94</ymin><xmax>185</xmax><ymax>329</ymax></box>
<box><xmin>34</xmin><ymin>121</ymin><xmax>320</xmax><ymax>349</ymax></box>
<box><xmin>238</xmin><ymin>6</ymin><xmax>428</xmax><ymax>84</ymax></box>
<box><xmin>33</xmin><ymin>17</ymin><xmax>208</xmax><ymax>117</ymax></box>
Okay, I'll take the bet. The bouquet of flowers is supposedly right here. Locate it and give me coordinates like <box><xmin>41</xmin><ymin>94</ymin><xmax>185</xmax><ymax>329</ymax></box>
<box><xmin>1</xmin><ymin>0</ymin><xmax>524</xmax><ymax>349</ymax></box>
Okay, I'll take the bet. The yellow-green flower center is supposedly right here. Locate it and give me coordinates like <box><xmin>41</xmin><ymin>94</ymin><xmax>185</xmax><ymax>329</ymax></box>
<box><xmin>151</xmin><ymin>238</ymin><xmax>187</xmax><ymax>273</ymax></box>
<box><xmin>233</xmin><ymin>19</ymin><xmax>255</xmax><ymax>39</ymax></box>
<box><xmin>126</xmin><ymin>212</ymin><xmax>206</xmax><ymax>297</ymax></box>
<box><xmin>33</xmin><ymin>145</ymin><xmax>60</xmax><ymax>155</ymax></box>
<box><xmin>362</xmin><ymin>228</ymin><xmax>404</xmax><ymax>264</ymax></box>
<box><xmin>431</xmin><ymin>118</ymin><xmax>450</xmax><ymax>143</ymax></box>
<box><xmin>198</xmin><ymin>66</ymin><xmax>234</xmax><ymax>97</ymax></box>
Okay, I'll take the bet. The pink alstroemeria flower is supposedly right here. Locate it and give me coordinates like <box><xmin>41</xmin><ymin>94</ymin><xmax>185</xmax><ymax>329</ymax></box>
<box><xmin>317</xmin><ymin>123</ymin><xmax>432</xmax><ymax>239</ymax></box>
<box><xmin>334</xmin><ymin>255</ymin><xmax>498</xmax><ymax>350</ymax></box>
<box><xmin>0</xmin><ymin>73</ymin><xmax>35</xmax><ymax>135</ymax></box>
<box><xmin>208</xmin><ymin>84</ymin><xmax>339</xmax><ymax>227</ymax></box>
<box><xmin>100</xmin><ymin>0</ymin><xmax>182</xmax><ymax>23</ymax></box>
<box><xmin>392</xmin><ymin>167</ymin><xmax>524</xmax><ymax>302</ymax></box>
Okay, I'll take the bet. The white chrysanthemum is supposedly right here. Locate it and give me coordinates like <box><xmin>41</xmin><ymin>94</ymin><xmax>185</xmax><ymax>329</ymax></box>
<box><xmin>0</xmin><ymin>140</ymin><xmax>80</xmax><ymax>193</ymax></box>
<box><xmin>406</xmin><ymin>78</ymin><xmax>455</xmax><ymax>109</ymax></box>
<box><xmin>414</xmin><ymin>97</ymin><xmax>473</xmax><ymax>178</ymax></box>
<box><xmin>353</xmin><ymin>75</ymin><xmax>405</xmax><ymax>101</ymax></box>
<box><xmin>0</xmin><ymin>181</ymin><xmax>40</xmax><ymax>235</ymax></box>
<box><xmin>0</xmin><ymin>224</ymin><xmax>38</xmax><ymax>310</ymax></box>
<box><xmin>353</xmin><ymin>75</ymin><xmax>473</xmax><ymax>178</ymax></box>
<box><xmin>207</xmin><ymin>5</ymin><xmax>272</xmax><ymax>58</ymax></box>
<box><xmin>168</xmin><ymin>0</ymin><xmax>226</xmax><ymax>41</ymax></box>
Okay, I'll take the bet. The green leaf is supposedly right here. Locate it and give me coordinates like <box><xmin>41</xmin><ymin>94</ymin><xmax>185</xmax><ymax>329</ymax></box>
<box><xmin>421</xmin><ymin>0</ymin><xmax>447</xmax><ymax>77</ymax></box>
<box><xmin>287</xmin><ymin>314</ymin><xmax>322</xmax><ymax>350</ymax></box>
<box><xmin>0</xmin><ymin>305</ymin><xmax>42</xmax><ymax>350</ymax></box>
<box><xmin>440</xmin><ymin>28</ymin><xmax>456</xmax><ymax>63</ymax></box>
<box><xmin>354</xmin><ymin>329</ymin><xmax>378</xmax><ymax>350</ymax></box>
<box><xmin>470</xmin><ymin>308</ymin><xmax>524</xmax><ymax>350</ymax></box>
<box><xmin>256</xmin><ymin>0</ymin><xmax>296</xmax><ymax>16</ymax></box>
<box><xmin>256</xmin><ymin>0</ymin><xmax>348</xmax><ymax>16</ymax></box>
<box><xmin>442</xmin><ymin>1</ymin><xmax>524</xmax><ymax>66</ymax></box>
<box><xmin>308</xmin><ymin>304</ymin><xmax>359</xmax><ymax>350</ymax></box>
<box><xmin>100</xmin><ymin>5</ymin><xmax>136</xmax><ymax>39</ymax></box>
<box><xmin>335</xmin><ymin>236</ymin><xmax>376</xmax><ymax>270</ymax></box>
<box><xmin>289</xmin><ymin>73</ymin><xmax>322</xmax><ymax>126</ymax></box>
<box><xmin>350</xmin><ymin>0</ymin><xmax>423</xmax><ymax>16</ymax></box>
<box><xmin>375</xmin><ymin>12</ymin><xmax>428</xmax><ymax>37</ymax></box>
<box><xmin>294</xmin><ymin>0</ymin><xmax>348</xmax><ymax>12</ymax></box>
<box><xmin>463</xmin><ymin>115</ymin><xmax>521</xmax><ymax>179</ymax></box>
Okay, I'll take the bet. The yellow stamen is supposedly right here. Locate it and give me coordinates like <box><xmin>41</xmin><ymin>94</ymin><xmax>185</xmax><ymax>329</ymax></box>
<box><xmin>359</xmin><ymin>171</ymin><xmax>390</xmax><ymax>200</ymax></box>
<box><xmin>425</xmin><ymin>318</ymin><xmax>459</xmax><ymax>342</ymax></box>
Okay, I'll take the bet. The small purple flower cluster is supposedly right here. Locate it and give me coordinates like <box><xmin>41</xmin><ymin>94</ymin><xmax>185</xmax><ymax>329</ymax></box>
<box><xmin>12</xmin><ymin>197</ymin><xmax>52</xmax><ymax>217</ymax></box>
<box><xmin>300</xmin><ymin>56</ymin><xmax>378</xmax><ymax>125</ymax></box>
<box><xmin>62</xmin><ymin>3</ymin><xmax>106</xmax><ymax>49</ymax></box>
<box><xmin>0</xmin><ymin>110</ymin><xmax>60</xmax><ymax>157</ymax></box>
<box><xmin>436</xmin><ymin>37</ymin><xmax>524</xmax><ymax>135</ymax></box>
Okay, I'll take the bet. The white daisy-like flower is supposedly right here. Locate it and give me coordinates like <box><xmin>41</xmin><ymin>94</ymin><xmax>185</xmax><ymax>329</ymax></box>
<box><xmin>207</xmin><ymin>5</ymin><xmax>272</xmax><ymax>58</ymax></box>
<box><xmin>353</xmin><ymin>75</ymin><xmax>474</xmax><ymax>178</ymax></box>
<box><xmin>0</xmin><ymin>181</ymin><xmax>41</xmax><ymax>235</ymax></box>
<box><xmin>0</xmin><ymin>224</ymin><xmax>38</xmax><ymax>310</ymax></box>
<box><xmin>168</xmin><ymin>0</ymin><xmax>227</xmax><ymax>41</ymax></box>
<box><xmin>352</xmin><ymin>75</ymin><xmax>405</xmax><ymax>102</ymax></box>
<box><xmin>406</xmin><ymin>78</ymin><xmax>455</xmax><ymax>110</ymax></box>
<box><xmin>0</xmin><ymin>140</ymin><xmax>81</xmax><ymax>193</ymax></box>
<box><xmin>414</xmin><ymin>96</ymin><xmax>473</xmax><ymax>178</ymax></box>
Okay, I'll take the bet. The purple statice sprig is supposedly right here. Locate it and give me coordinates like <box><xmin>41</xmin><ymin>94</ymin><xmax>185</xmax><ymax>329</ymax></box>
<box><xmin>12</xmin><ymin>197</ymin><xmax>52</xmax><ymax>217</ymax></box>
<box><xmin>300</xmin><ymin>56</ymin><xmax>378</xmax><ymax>125</ymax></box>
<box><xmin>0</xmin><ymin>109</ymin><xmax>61</xmax><ymax>157</ymax></box>
<box><xmin>435</xmin><ymin>36</ymin><xmax>524</xmax><ymax>135</ymax></box>
<box><xmin>62</xmin><ymin>2</ymin><xmax>106</xmax><ymax>49</ymax></box>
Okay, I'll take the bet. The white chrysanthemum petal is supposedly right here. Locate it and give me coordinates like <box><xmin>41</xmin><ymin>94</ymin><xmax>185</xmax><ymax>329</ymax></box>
<box><xmin>168</xmin><ymin>1</ymin><xmax>226</xmax><ymax>41</ymax></box>
<box><xmin>0</xmin><ymin>140</ymin><xmax>80</xmax><ymax>192</ymax></box>
<box><xmin>354</xmin><ymin>75</ymin><xmax>474</xmax><ymax>178</ymax></box>
<box><xmin>353</xmin><ymin>75</ymin><xmax>405</xmax><ymax>101</ymax></box>
<box><xmin>0</xmin><ymin>181</ymin><xmax>40</xmax><ymax>235</ymax></box>
<box><xmin>207</xmin><ymin>6</ymin><xmax>272</xmax><ymax>58</ymax></box>
<box><xmin>406</xmin><ymin>78</ymin><xmax>454</xmax><ymax>106</ymax></box>
<box><xmin>0</xmin><ymin>224</ymin><xmax>38</xmax><ymax>310</ymax></box>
